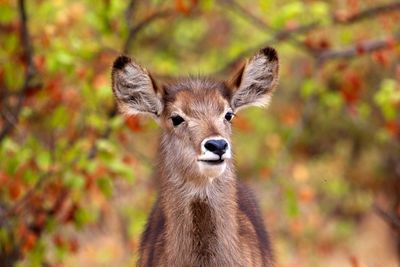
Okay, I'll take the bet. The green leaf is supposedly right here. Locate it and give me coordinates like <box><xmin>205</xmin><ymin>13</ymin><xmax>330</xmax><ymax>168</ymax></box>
<box><xmin>49</xmin><ymin>106</ymin><xmax>69</xmax><ymax>129</ymax></box>
<box><xmin>37</xmin><ymin>151</ymin><xmax>51</xmax><ymax>171</ymax></box>
<box><xmin>74</xmin><ymin>207</ymin><xmax>97</xmax><ymax>228</ymax></box>
<box><xmin>64</xmin><ymin>172</ymin><xmax>85</xmax><ymax>190</ymax></box>
<box><xmin>108</xmin><ymin>159</ymin><xmax>134</xmax><ymax>181</ymax></box>
<box><xmin>374</xmin><ymin>79</ymin><xmax>400</xmax><ymax>120</ymax></box>
<box><xmin>97</xmin><ymin>176</ymin><xmax>113</xmax><ymax>197</ymax></box>
<box><xmin>285</xmin><ymin>188</ymin><xmax>299</xmax><ymax>217</ymax></box>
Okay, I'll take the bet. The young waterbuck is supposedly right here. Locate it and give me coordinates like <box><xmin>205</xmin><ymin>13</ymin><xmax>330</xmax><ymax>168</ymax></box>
<box><xmin>111</xmin><ymin>47</ymin><xmax>279</xmax><ymax>267</ymax></box>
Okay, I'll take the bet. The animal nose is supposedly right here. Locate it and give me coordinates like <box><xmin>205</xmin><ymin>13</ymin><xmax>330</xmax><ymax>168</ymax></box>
<box><xmin>204</xmin><ymin>139</ymin><xmax>228</xmax><ymax>157</ymax></box>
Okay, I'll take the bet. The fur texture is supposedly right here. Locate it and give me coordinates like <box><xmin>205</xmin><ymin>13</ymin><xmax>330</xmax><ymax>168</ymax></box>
<box><xmin>230</xmin><ymin>47</ymin><xmax>279</xmax><ymax>111</ymax></box>
<box><xmin>111</xmin><ymin>47</ymin><xmax>280</xmax><ymax>267</ymax></box>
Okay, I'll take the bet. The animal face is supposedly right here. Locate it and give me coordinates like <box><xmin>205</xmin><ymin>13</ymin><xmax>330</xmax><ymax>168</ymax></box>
<box><xmin>111</xmin><ymin>47</ymin><xmax>279</xmax><ymax>182</ymax></box>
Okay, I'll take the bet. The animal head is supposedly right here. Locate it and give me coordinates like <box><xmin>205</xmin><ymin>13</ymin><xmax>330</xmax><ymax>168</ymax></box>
<box><xmin>111</xmin><ymin>47</ymin><xmax>279</xmax><ymax>183</ymax></box>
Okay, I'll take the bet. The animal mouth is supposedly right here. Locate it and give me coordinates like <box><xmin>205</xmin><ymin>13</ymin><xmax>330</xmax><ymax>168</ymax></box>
<box><xmin>198</xmin><ymin>159</ymin><xmax>225</xmax><ymax>165</ymax></box>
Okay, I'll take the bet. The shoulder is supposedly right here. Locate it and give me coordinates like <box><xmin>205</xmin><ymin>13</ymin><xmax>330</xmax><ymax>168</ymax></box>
<box><xmin>139</xmin><ymin>198</ymin><xmax>166</xmax><ymax>266</ymax></box>
<box><xmin>236</xmin><ymin>180</ymin><xmax>274</xmax><ymax>261</ymax></box>
<box><xmin>236</xmin><ymin>180</ymin><xmax>263</xmax><ymax>217</ymax></box>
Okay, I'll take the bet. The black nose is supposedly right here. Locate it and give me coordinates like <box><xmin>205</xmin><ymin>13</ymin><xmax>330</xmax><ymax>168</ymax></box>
<box><xmin>204</xmin><ymin>139</ymin><xmax>228</xmax><ymax>157</ymax></box>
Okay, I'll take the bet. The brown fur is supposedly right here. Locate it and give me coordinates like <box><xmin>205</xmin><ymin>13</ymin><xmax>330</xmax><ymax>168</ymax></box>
<box><xmin>111</xmin><ymin>47</ymin><xmax>279</xmax><ymax>267</ymax></box>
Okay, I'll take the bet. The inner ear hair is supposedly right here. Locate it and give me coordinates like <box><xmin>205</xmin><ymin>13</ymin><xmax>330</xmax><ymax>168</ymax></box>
<box><xmin>228</xmin><ymin>47</ymin><xmax>279</xmax><ymax>111</ymax></box>
<box><xmin>111</xmin><ymin>55</ymin><xmax>163</xmax><ymax>117</ymax></box>
<box><xmin>231</xmin><ymin>63</ymin><xmax>245</xmax><ymax>89</ymax></box>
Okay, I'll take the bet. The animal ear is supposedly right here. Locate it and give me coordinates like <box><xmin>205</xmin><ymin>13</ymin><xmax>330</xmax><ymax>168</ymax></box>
<box><xmin>228</xmin><ymin>47</ymin><xmax>279</xmax><ymax>111</ymax></box>
<box><xmin>111</xmin><ymin>55</ymin><xmax>163</xmax><ymax>117</ymax></box>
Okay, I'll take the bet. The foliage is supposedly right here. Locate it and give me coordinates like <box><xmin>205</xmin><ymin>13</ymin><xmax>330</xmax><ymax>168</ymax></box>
<box><xmin>0</xmin><ymin>0</ymin><xmax>399</xmax><ymax>266</ymax></box>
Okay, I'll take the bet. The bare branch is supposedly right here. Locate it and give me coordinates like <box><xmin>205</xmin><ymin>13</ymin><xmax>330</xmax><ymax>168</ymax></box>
<box><xmin>123</xmin><ymin>9</ymin><xmax>174</xmax><ymax>53</ymax></box>
<box><xmin>218</xmin><ymin>0</ymin><xmax>273</xmax><ymax>32</ymax></box>
<box><xmin>125</xmin><ymin>0</ymin><xmax>137</xmax><ymax>27</ymax></box>
<box><xmin>0</xmin><ymin>0</ymin><xmax>36</xmax><ymax>142</ymax></box>
<box><xmin>317</xmin><ymin>34</ymin><xmax>400</xmax><ymax>64</ymax></box>
<box><xmin>334</xmin><ymin>2</ymin><xmax>400</xmax><ymax>24</ymax></box>
<box><xmin>373</xmin><ymin>204</ymin><xmax>400</xmax><ymax>231</ymax></box>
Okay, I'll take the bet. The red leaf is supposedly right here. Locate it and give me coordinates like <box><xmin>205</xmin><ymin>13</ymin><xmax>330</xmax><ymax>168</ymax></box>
<box><xmin>175</xmin><ymin>0</ymin><xmax>189</xmax><ymax>14</ymax></box>
<box><xmin>372</xmin><ymin>51</ymin><xmax>389</xmax><ymax>68</ymax></box>
<box><xmin>68</xmin><ymin>238</ymin><xmax>79</xmax><ymax>253</ymax></box>
<box><xmin>53</xmin><ymin>234</ymin><xmax>66</xmax><ymax>248</ymax></box>
<box><xmin>355</xmin><ymin>42</ymin><xmax>365</xmax><ymax>55</ymax></box>
<box><xmin>22</xmin><ymin>232</ymin><xmax>37</xmax><ymax>253</ymax></box>
<box><xmin>125</xmin><ymin>116</ymin><xmax>142</xmax><ymax>132</ymax></box>
<box><xmin>0</xmin><ymin>22</ymin><xmax>19</xmax><ymax>34</ymax></box>
<box><xmin>386</xmin><ymin>35</ymin><xmax>396</xmax><ymax>49</ymax></box>
<box><xmin>8</xmin><ymin>180</ymin><xmax>22</xmax><ymax>200</ymax></box>
<box><xmin>62</xmin><ymin>203</ymin><xmax>79</xmax><ymax>223</ymax></box>
<box><xmin>318</xmin><ymin>38</ymin><xmax>330</xmax><ymax>50</ymax></box>
<box><xmin>340</xmin><ymin>71</ymin><xmax>362</xmax><ymax>106</ymax></box>
<box><xmin>347</xmin><ymin>0</ymin><xmax>359</xmax><ymax>14</ymax></box>
<box><xmin>349</xmin><ymin>255</ymin><xmax>361</xmax><ymax>267</ymax></box>
<box><xmin>34</xmin><ymin>212</ymin><xmax>47</xmax><ymax>228</ymax></box>
<box><xmin>385</xmin><ymin>120</ymin><xmax>398</xmax><ymax>137</ymax></box>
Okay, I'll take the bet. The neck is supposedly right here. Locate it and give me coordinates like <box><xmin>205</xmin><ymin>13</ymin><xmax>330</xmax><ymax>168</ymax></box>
<box><xmin>157</xmin><ymin>153</ymin><xmax>243</xmax><ymax>266</ymax></box>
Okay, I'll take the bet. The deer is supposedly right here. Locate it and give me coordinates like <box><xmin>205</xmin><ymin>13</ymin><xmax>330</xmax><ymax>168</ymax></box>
<box><xmin>111</xmin><ymin>46</ymin><xmax>279</xmax><ymax>267</ymax></box>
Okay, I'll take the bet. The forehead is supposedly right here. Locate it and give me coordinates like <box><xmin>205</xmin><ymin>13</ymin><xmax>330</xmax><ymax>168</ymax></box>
<box><xmin>164</xmin><ymin>78</ymin><xmax>230</xmax><ymax>117</ymax></box>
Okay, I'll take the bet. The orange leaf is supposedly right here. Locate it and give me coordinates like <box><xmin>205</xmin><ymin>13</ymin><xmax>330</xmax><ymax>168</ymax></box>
<box><xmin>340</xmin><ymin>71</ymin><xmax>362</xmax><ymax>106</ymax></box>
<box><xmin>22</xmin><ymin>232</ymin><xmax>37</xmax><ymax>253</ymax></box>
<box><xmin>347</xmin><ymin>0</ymin><xmax>359</xmax><ymax>14</ymax></box>
<box><xmin>298</xmin><ymin>186</ymin><xmax>315</xmax><ymax>203</ymax></box>
<box><xmin>281</xmin><ymin>107</ymin><xmax>299</xmax><ymax>126</ymax></box>
<box><xmin>385</xmin><ymin>120</ymin><xmax>398</xmax><ymax>137</ymax></box>
<box><xmin>175</xmin><ymin>0</ymin><xmax>190</xmax><ymax>14</ymax></box>
<box><xmin>8</xmin><ymin>180</ymin><xmax>22</xmax><ymax>200</ymax></box>
<box><xmin>68</xmin><ymin>238</ymin><xmax>79</xmax><ymax>253</ymax></box>
<box><xmin>372</xmin><ymin>51</ymin><xmax>389</xmax><ymax>68</ymax></box>
<box><xmin>334</xmin><ymin>10</ymin><xmax>351</xmax><ymax>22</ymax></box>
<box><xmin>125</xmin><ymin>116</ymin><xmax>142</xmax><ymax>132</ymax></box>
<box><xmin>233</xmin><ymin>116</ymin><xmax>252</xmax><ymax>132</ymax></box>
<box><xmin>349</xmin><ymin>255</ymin><xmax>361</xmax><ymax>267</ymax></box>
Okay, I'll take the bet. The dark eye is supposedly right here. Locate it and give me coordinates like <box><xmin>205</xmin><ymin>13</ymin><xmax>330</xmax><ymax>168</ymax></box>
<box><xmin>171</xmin><ymin>115</ymin><xmax>185</xmax><ymax>127</ymax></box>
<box><xmin>225</xmin><ymin>111</ymin><xmax>234</xmax><ymax>122</ymax></box>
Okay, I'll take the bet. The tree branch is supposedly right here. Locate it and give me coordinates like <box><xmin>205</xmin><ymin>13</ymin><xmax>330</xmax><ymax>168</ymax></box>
<box><xmin>373</xmin><ymin>203</ymin><xmax>400</xmax><ymax>231</ymax></box>
<box><xmin>0</xmin><ymin>0</ymin><xmax>36</xmax><ymax>142</ymax></box>
<box><xmin>334</xmin><ymin>2</ymin><xmax>400</xmax><ymax>24</ymax></box>
<box><xmin>218</xmin><ymin>0</ymin><xmax>273</xmax><ymax>32</ymax></box>
<box><xmin>123</xmin><ymin>9</ymin><xmax>174</xmax><ymax>54</ymax></box>
<box><xmin>317</xmin><ymin>34</ymin><xmax>400</xmax><ymax>64</ymax></box>
<box><xmin>88</xmin><ymin>5</ymin><xmax>175</xmax><ymax>161</ymax></box>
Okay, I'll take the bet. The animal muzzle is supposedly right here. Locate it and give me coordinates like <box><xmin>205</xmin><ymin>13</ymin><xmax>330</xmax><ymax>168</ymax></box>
<box><xmin>198</xmin><ymin>137</ymin><xmax>231</xmax><ymax>164</ymax></box>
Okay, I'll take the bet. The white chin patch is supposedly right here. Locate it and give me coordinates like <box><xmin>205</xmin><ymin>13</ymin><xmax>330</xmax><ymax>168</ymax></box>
<box><xmin>197</xmin><ymin>161</ymin><xmax>227</xmax><ymax>182</ymax></box>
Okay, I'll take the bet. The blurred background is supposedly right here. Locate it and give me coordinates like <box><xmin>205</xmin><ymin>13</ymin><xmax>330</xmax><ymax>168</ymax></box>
<box><xmin>1</xmin><ymin>0</ymin><xmax>400</xmax><ymax>266</ymax></box>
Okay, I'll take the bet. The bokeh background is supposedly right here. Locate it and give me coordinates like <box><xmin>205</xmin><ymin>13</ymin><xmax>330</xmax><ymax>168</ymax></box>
<box><xmin>1</xmin><ymin>0</ymin><xmax>400</xmax><ymax>266</ymax></box>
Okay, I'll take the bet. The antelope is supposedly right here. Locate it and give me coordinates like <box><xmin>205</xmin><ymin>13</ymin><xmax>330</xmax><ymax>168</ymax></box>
<box><xmin>111</xmin><ymin>47</ymin><xmax>279</xmax><ymax>267</ymax></box>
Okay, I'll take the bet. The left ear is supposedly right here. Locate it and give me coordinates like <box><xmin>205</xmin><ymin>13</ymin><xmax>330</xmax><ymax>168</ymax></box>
<box><xmin>228</xmin><ymin>47</ymin><xmax>279</xmax><ymax>111</ymax></box>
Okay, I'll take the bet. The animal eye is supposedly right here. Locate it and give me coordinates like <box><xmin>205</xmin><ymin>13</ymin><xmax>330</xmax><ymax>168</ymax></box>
<box><xmin>224</xmin><ymin>111</ymin><xmax>234</xmax><ymax>122</ymax></box>
<box><xmin>171</xmin><ymin>115</ymin><xmax>185</xmax><ymax>127</ymax></box>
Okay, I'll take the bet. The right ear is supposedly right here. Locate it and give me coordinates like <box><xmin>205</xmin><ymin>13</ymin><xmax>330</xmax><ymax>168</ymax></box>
<box><xmin>111</xmin><ymin>55</ymin><xmax>163</xmax><ymax>117</ymax></box>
